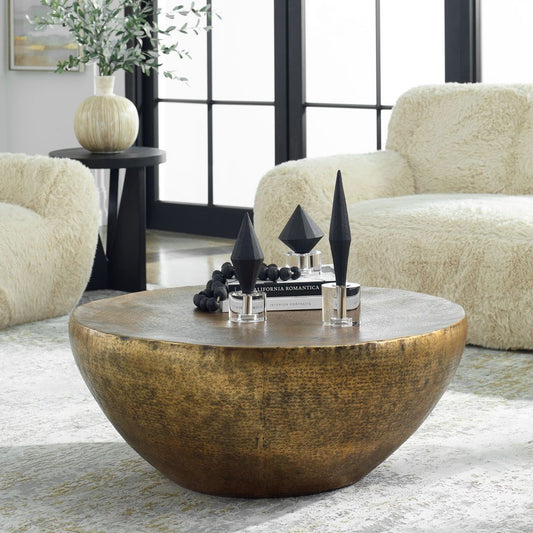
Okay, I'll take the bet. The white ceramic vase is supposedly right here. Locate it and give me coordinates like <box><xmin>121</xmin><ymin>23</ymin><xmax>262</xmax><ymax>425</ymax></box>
<box><xmin>74</xmin><ymin>75</ymin><xmax>139</xmax><ymax>153</ymax></box>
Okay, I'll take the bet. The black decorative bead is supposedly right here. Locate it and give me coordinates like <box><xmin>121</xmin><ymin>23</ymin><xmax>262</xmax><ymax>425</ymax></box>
<box><xmin>221</xmin><ymin>262</ymin><xmax>234</xmax><ymax>279</ymax></box>
<box><xmin>279</xmin><ymin>267</ymin><xmax>291</xmax><ymax>281</ymax></box>
<box><xmin>257</xmin><ymin>263</ymin><xmax>268</xmax><ymax>281</ymax></box>
<box><xmin>290</xmin><ymin>266</ymin><xmax>301</xmax><ymax>280</ymax></box>
<box><xmin>213</xmin><ymin>285</ymin><xmax>228</xmax><ymax>301</ymax></box>
<box><xmin>194</xmin><ymin>257</ymin><xmax>306</xmax><ymax>313</ymax></box>
<box><xmin>212</xmin><ymin>270</ymin><xmax>225</xmax><ymax>283</ymax></box>
<box><xmin>206</xmin><ymin>297</ymin><xmax>220</xmax><ymax>312</ymax></box>
<box><xmin>198</xmin><ymin>295</ymin><xmax>209</xmax><ymax>311</ymax></box>
<box><xmin>267</xmin><ymin>265</ymin><xmax>279</xmax><ymax>281</ymax></box>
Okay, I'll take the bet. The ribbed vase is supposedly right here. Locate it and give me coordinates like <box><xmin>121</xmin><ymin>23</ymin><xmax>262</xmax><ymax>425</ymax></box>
<box><xmin>74</xmin><ymin>76</ymin><xmax>139</xmax><ymax>153</ymax></box>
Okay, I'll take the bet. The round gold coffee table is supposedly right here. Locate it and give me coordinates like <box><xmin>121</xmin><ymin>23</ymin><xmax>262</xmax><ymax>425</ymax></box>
<box><xmin>69</xmin><ymin>286</ymin><xmax>466</xmax><ymax>497</ymax></box>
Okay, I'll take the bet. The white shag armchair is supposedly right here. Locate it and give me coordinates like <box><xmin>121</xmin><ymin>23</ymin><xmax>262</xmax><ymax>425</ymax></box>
<box><xmin>0</xmin><ymin>153</ymin><xmax>99</xmax><ymax>329</ymax></box>
<box><xmin>254</xmin><ymin>83</ymin><xmax>533</xmax><ymax>350</ymax></box>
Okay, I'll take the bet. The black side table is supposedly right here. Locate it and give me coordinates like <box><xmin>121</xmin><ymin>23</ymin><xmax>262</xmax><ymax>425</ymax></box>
<box><xmin>50</xmin><ymin>147</ymin><xmax>166</xmax><ymax>292</ymax></box>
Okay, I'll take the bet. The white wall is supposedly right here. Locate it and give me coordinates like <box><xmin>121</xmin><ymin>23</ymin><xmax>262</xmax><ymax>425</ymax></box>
<box><xmin>1</xmin><ymin>2</ymin><xmax>124</xmax><ymax>156</ymax></box>
<box><xmin>0</xmin><ymin>3</ymin><xmax>8</xmax><ymax>152</ymax></box>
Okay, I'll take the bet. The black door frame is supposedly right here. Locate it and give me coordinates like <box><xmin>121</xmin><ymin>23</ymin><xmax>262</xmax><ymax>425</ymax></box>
<box><xmin>127</xmin><ymin>0</ymin><xmax>480</xmax><ymax>239</ymax></box>
<box><xmin>445</xmin><ymin>0</ymin><xmax>481</xmax><ymax>82</ymax></box>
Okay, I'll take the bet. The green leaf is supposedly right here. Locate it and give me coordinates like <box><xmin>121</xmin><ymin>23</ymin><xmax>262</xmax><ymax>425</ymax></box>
<box><xmin>31</xmin><ymin>0</ymin><xmax>216</xmax><ymax>82</ymax></box>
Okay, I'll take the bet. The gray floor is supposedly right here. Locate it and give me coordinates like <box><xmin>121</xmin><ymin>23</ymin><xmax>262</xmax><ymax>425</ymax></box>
<box><xmin>4</xmin><ymin>232</ymin><xmax>531</xmax><ymax>532</ymax></box>
<box><xmin>145</xmin><ymin>229</ymin><xmax>234</xmax><ymax>289</ymax></box>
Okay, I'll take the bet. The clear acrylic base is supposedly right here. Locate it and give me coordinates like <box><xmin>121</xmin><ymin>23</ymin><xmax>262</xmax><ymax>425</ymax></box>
<box><xmin>285</xmin><ymin>250</ymin><xmax>322</xmax><ymax>276</ymax></box>
<box><xmin>228</xmin><ymin>291</ymin><xmax>267</xmax><ymax>323</ymax></box>
<box><xmin>322</xmin><ymin>282</ymin><xmax>361</xmax><ymax>327</ymax></box>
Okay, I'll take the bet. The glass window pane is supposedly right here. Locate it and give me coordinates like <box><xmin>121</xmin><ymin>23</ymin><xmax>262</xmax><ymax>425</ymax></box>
<box><xmin>306</xmin><ymin>108</ymin><xmax>377</xmax><ymax>157</ymax></box>
<box><xmin>305</xmin><ymin>0</ymin><xmax>375</xmax><ymax>104</ymax></box>
<box><xmin>481</xmin><ymin>0</ymin><xmax>533</xmax><ymax>83</ymax></box>
<box><xmin>157</xmin><ymin>0</ymin><xmax>208</xmax><ymax>99</ymax></box>
<box><xmin>158</xmin><ymin>103</ymin><xmax>208</xmax><ymax>204</ymax></box>
<box><xmin>381</xmin><ymin>109</ymin><xmax>393</xmax><ymax>149</ymax></box>
<box><xmin>212</xmin><ymin>0</ymin><xmax>274</xmax><ymax>101</ymax></box>
<box><xmin>381</xmin><ymin>0</ymin><xmax>444</xmax><ymax>105</ymax></box>
<box><xmin>213</xmin><ymin>105</ymin><xmax>275</xmax><ymax>208</ymax></box>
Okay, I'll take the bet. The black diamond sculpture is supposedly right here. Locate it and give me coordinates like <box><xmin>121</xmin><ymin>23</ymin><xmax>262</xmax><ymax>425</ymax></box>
<box><xmin>230</xmin><ymin>213</ymin><xmax>264</xmax><ymax>294</ymax></box>
<box><xmin>329</xmin><ymin>170</ymin><xmax>351</xmax><ymax>287</ymax></box>
<box><xmin>278</xmin><ymin>204</ymin><xmax>324</xmax><ymax>254</ymax></box>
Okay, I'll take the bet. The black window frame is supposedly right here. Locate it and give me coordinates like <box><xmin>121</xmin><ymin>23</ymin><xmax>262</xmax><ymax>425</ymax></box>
<box><xmin>127</xmin><ymin>0</ymin><xmax>480</xmax><ymax>238</ymax></box>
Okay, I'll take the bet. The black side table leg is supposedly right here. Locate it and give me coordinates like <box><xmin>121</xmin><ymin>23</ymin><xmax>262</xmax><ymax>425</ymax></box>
<box><xmin>107</xmin><ymin>169</ymin><xmax>120</xmax><ymax>253</ymax></box>
<box><xmin>108</xmin><ymin>167</ymin><xmax>147</xmax><ymax>292</ymax></box>
<box><xmin>86</xmin><ymin>236</ymin><xmax>109</xmax><ymax>290</ymax></box>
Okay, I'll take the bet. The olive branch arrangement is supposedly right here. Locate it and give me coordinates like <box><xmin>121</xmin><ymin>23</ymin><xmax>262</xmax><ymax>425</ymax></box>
<box><xmin>34</xmin><ymin>0</ymin><xmax>214</xmax><ymax>80</ymax></box>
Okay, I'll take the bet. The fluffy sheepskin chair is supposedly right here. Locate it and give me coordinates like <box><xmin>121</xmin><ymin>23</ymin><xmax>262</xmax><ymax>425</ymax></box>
<box><xmin>0</xmin><ymin>153</ymin><xmax>99</xmax><ymax>329</ymax></box>
<box><xmin>254</xmin><ymin>83</ymin><xmax>533</xmax><ymax>350</ymax></box>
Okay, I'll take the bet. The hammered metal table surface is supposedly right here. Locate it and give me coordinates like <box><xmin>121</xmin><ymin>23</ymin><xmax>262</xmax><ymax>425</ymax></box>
<box><xmin>69</xmin><ymin>286</ymin><xmax>467</xmax><ymax>497</ymax></box>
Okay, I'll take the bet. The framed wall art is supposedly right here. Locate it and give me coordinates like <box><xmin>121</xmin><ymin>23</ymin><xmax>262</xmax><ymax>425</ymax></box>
<box><xmin>9</xmin><ymin>0</ymin><xmax>81</xmax><ymax>71</ymax></box>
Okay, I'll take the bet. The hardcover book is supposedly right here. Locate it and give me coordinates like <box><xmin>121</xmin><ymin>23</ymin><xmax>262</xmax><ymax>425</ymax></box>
<box><xmin>221</xmin><ymin>292</ymin><xmax>360</xmax><ymax>312</ymax></box>
<box><xmin>226</xmin><ymin>276</ymin><xmax>331</xmax><ymax>297</ymax></box>
<box><xmin>222</xmin><ymin>267</ymin><xmax>360</xmax><ymax>312</ymax></box>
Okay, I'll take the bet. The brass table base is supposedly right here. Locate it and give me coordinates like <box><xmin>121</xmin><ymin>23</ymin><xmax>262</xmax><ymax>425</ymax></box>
<box><xmin>69</xmin><ymin>287</ymin><xmax>466</xmax><ymax>497</ymax></box>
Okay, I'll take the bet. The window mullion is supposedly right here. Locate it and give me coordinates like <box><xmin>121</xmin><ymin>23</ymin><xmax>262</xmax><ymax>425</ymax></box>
<box><xmin>207</xmin><ymin>0</ymin><xmax>214</xmax><ymax>207</ymax></box>
<box><xmin>287</xmin><ymin>0</ymin><xmax>306</xmax><ymax>160</ymax></box>
<box><xmin>274</xmin><ymin>0</ymin><xmax>289</xmax><ymax>164</ymax></box>
<box><xmin>445</xmin><ymin>0</ymin><xmax>481</xmax><ymax>82</ymax></box>
<box><xmin>375</xmin><ymin>0</ymin><xmax>382</xmax><ymax>150</ymax></box>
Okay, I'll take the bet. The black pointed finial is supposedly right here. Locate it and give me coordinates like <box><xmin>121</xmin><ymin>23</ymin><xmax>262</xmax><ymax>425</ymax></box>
<box><xmin>329</xmin><ymin>170</ymin><xmax>351</xmax><ymax>286</ymax></box>
<box><xmin>278</xmin><ymin>204</ymin><xmax>324</xmax><ymax>253</ymax></box>
<box><xmin>230</xmin><ymin>213</ymin><xmax>264</xmax><ymax>294</ymax></box>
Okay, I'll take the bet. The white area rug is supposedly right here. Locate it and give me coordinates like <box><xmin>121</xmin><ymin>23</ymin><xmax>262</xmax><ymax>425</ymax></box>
<box><xmin>1</xmin><ymin>291</ymin><xmax>532</xmax><ymax>532</ymax></box>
